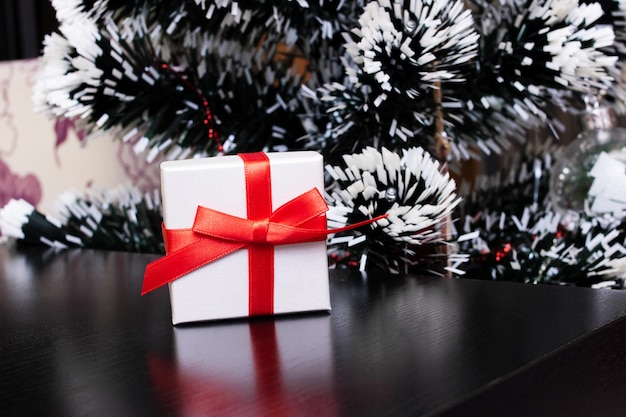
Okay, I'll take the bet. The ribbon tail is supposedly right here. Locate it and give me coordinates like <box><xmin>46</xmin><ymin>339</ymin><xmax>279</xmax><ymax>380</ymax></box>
<box><xmin>327</xmin><ymin>214</ymin><xmax>388</xmax><ymax>235</ymax></box>
<box><xmin>142</xmin><ymin>239</ymin><xmax>245</xmax><ymax>295</ymax></box>
<box><xmin>264</xmin><ymin>213</ymin><xmax>388</xmax><ymax>243</ymax></box>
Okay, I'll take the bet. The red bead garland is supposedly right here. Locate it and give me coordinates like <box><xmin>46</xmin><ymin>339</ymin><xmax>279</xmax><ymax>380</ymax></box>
<box><xmin>159</xmin><ymin>62</ymin><xmax>222</xmax><ymax>152</ymax></box>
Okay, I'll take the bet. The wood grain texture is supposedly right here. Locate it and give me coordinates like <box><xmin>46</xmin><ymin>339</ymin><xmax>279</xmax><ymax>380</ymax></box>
<box><xmin>0</xmin><ymin>245</ymin><xmax>625</xmax><ymax>416</ymax></box>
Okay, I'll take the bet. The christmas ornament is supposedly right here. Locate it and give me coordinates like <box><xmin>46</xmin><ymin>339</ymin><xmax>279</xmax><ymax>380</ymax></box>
<box><xmin>549</xmin><ymin>95</ymin><xmax>626</xmax><ymax>214</ymax></box>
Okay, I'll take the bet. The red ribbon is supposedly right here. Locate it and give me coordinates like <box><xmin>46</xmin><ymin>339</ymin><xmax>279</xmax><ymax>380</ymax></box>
<box><xmin>142</xmin><ymin>152</ymin><xmax>384</xmax><ymax>316</ymax></box>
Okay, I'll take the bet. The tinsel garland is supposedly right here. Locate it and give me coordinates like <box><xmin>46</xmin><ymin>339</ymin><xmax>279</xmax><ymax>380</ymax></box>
<box><xmin>35</xmin><ymin>0</ymin><xmax>332</xmax><ymax>159</ymax></box>
<box><xmin>0</xmin><ymin>186</ymin><xmax>163</xmax><ymax>254</ymax></box>
<box><xmin>308</xmin><ymin>0</ymin><xmax>480</xmax><ymax>159</ymax></box>
<box><xmin>456</xmin><ymin>143</ymin><xmax>626</xmax><ymax>288</ymax></box>
<box><xmin>580</xmin><ymin>0</ymin><xmax>626</xmax><ymax>113</ymax></box>
<box><xmin>33</xmin><ymin>0</ymin><xmax>622</xmax><ymax>163</ymax></box>
<box><xmin>14</xmin><ymin>0</ymin><xmax>626</xmax><ymax>289</ymax></box>
<box><xmin>310</xmin><ymin>0</ymin><xmax>620</xmax><ymax>159</ymax></box>
<box><xmin>2</xmin><ymin>144</ymin><xmax>626</xmax><ymax>288</ymax></box>
<box><xmin>447</xmin><ymin>0</ymin><xmax>619</xmax><ymax>151</ymax></box>
<box><xmin>325</xmin><ymin>146</ymin><xmax>468</xmax><ymax>275</ymax></box>
<box><xmin>458</xmin><ymin>206</ymin><xmax>626</xmax><ymax>289</ymax></box>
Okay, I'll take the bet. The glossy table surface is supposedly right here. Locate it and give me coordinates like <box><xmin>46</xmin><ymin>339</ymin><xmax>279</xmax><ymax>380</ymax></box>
<box><xmin>1</xmin><ymin>244</ymin><xmax>625</xmax><ymax>417</ymax></box>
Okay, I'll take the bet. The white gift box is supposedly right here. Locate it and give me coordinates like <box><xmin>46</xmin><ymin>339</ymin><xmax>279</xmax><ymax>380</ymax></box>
<box><xmin>159</xmin><ymin>151</ymin><xmax>331</xmax><ymax>324</ymax></box>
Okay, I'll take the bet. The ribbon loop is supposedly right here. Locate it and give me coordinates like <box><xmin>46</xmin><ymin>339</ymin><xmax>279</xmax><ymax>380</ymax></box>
<box><xmin>192</xmin><ymin>188</ymin><xmax>330</xmax><ymax>244</ymax></box>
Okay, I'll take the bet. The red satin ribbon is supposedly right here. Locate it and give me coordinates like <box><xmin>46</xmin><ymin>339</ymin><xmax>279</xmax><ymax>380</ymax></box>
<box><xmin>142</xmin><ymin>152</ymin><xmax>385</xmax><ymax>316</ymax></box>
<box><xmin>243</xmin><ymin>152</ymin><xmax>274</xmax><ymax>315</ymax></box>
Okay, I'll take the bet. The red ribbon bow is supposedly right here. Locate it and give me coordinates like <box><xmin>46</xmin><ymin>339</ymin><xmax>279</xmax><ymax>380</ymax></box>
<box><xmin>142</xmin><ymin>153</ymin><xmax>384</xmax><ymax>316</ymax></box>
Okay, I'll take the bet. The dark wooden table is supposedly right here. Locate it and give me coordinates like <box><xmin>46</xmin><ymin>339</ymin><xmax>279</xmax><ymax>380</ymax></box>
<box><xmin>0</xmin><ymin>244</ymin><xmax>625</xmax><ymax>417</ymax></box>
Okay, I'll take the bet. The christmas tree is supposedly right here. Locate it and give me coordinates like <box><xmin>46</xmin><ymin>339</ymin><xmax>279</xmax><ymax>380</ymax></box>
<box><xmin>2</xmin><ymin>0</ymin><xmax>626</xmax><ymax>287</ymax></box>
